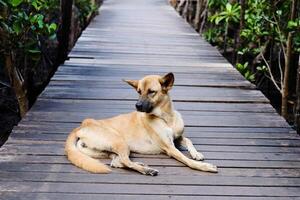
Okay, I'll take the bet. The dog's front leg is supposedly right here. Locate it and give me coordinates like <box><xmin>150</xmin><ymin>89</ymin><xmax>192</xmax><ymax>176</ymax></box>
<box><xmin>179</xmin><ymin>137</ymin><xmax>204</xmax><ymax>161</ymax></box>
<box><xmin>163</xmin><ymin>144</ymin><xmax>217</xmax><ymax>173</ymax></box>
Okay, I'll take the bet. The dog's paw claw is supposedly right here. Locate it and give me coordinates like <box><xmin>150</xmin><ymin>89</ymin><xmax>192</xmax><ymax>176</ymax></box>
<box><xmin>145</xmin><ymin>168</ymin><xmax>159</xmax><ymax>176</ymax></box>
<box><xmin>191</xmin><ymin>152</ymin><xmax>204</xmax><ymax>161</ymax></box>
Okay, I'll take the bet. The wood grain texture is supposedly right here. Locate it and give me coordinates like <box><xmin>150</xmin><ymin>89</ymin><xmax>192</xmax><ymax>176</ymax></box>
<box><xmin>1</xmin><ymin>0</ymin><xmax>300</xmax><ymax>199</ymax></box>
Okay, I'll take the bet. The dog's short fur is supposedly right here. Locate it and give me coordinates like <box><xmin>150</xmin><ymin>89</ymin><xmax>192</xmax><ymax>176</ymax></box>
<box><xmin>65</xmin><ymin>73</ymin><xmax>217</xmax><ymax>175</ymax></box>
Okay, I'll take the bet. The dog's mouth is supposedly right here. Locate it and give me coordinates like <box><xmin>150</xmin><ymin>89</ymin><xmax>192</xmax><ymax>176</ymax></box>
<box><xmin>135</xmin><ymin>101</ymin><xmax>153</xmax><ymax>113</ymax></box>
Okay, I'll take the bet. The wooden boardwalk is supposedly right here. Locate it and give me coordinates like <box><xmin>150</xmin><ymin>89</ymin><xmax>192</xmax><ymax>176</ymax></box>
<box><xmin>1</xmin><ymin>0</ymin><xmax>300</xmax><ymax>199</ymax></box>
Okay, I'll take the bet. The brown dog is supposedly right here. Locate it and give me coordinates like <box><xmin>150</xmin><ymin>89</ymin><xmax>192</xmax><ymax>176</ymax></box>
<box><xmin>65</xmin><ymin>73</ymin><xmax>218</xmax><ymax>175</ymax></box>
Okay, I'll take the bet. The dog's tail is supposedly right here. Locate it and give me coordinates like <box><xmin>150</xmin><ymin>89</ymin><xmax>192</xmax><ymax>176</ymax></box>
<box><xmin>65</xmin><ymin>128</ymin><xmax>111</xmax><ymax>173</ymax></box>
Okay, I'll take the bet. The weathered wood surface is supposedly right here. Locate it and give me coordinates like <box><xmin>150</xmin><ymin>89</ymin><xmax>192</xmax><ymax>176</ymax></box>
<box><xmin>1</xmin><ymin>0</ymin><xmax>300</xmax><ymax>199</ymax></box>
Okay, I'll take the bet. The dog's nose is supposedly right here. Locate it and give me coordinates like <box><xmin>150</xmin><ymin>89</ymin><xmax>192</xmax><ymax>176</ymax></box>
<box><xmin>135</xmin><ymin>102</ymin><xmax>143</xmax><ymax>111</ymax></box>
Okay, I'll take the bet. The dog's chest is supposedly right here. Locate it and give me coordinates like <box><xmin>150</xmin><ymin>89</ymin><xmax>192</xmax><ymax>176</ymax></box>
<box><xmin>151</xmin><ymin>111</ymin><xmax>184</xmax><ymax>142</ymax></box>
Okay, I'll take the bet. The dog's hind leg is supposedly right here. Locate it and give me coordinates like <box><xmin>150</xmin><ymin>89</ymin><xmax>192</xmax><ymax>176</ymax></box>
<box><xmin>119</xmin><ymin>155</ymin><xmax>159</xmax><ymax>176</ymax></box>
<box><xmin>77</xmin><ymin>139</ymin><xmax>109</xmax><ymax>159</ymax></box>
<box><xmin>112</xmin><ymin>143</ymin><xmax>158</xmax><ymax>176</ymax></box>
<box><xmin>178</xmin><ymin>136</ymin><xmax>204</xmax><ymax>161</ymax></box>
<box><xmin>110</xmin><ymin>154</ymin><xmax>125</xmax><ymax>168</ymax></box>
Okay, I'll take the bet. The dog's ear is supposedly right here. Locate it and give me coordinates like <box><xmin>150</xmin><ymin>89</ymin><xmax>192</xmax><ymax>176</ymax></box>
<box><xmin>160</xmin><ymin>72</ymin><xmax>174</xmax><ymax>91</ymax></box>
<box><xmin>123</xmin><ymin>79</ymin><xmax>139</xmax><ymax>89</ymax></box>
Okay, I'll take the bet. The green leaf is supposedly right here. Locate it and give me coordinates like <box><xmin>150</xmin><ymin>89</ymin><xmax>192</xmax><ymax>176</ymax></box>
<box><xmin>37</xmin><ymin>20</ymin><xmax>43</xmax><ymax>28</ymax></box>
<box><xmin>10</xmin><ymin>0</ymin><xmax>23</xmax><ymax>7</ymax></box>
<box><xmin>215</xmin><ymin>16</ymin><xmax>226</xmax><ymax>25</ymax></box>
<box><xmin>226</xmin><ymin>3</ymin><xmax>232</xmax><ymax>12</ymax></box>
<box><xmin>48</xmin><ymin>33</ymin><xmax>57</xmax><ymax>40</ymax></box>
<box><xmin>248</xmin><ymin>74</ymin><xmax>255</xmax><ymax>82</ymax></box>
<box><xmin>276</xmin><ymin>10</ymin><xmax>282</xmax><ymax>16</ymax></box>
<box><xmin>28</xmin><ymin>49</ymin><xmax>41</xmax><ymax>54</ymax></box>
<box><xmin>12</xmin><ymin>22</ymin><xmax>21</xmax><ymax>35</ymax></box>
<box><xmin>32</xmin><ymin>1</ymin><xmax>38</xmax><ymax>10</ymax></box>
<box><xmin>288</xmin><ymin>20</ymin><xmax>298</xmax><ymax>29</ymax></box>
<box><xmin>0</xmin><ymin>0</ymin><xmax>7</xmax><ymax>6</ymax></box>
<box><xmin>37</xmin><ymin>15</ymin><xmax>44</xmax><ymax>28</ymax></box>
<box><xmin>48</xmin><ymin>23</ymin><xmax>57</xmax><ymax>32</ymax></box>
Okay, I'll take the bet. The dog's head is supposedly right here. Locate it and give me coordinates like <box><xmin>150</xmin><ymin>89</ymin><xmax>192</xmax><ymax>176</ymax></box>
<box><xmin>124</xmin><ymin>73</ymin><xmax>174</xmax><ymax>113</ymax></box>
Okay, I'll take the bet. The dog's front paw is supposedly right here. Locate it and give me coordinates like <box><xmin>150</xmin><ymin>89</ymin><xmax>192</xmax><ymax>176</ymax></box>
<box><xmin>191</xmin><ymin>151</ymin><xmax>204</xmax><ymax>161</ymax></box>
<box><xmin>202</xmin><ymin>162</ymin><xmax>218</xmax><ymax>173</ymax></box>
<box><xmin>144</xmin><ymin>167</ymin><xmax>159</xmax><ymax>176</ymax></box>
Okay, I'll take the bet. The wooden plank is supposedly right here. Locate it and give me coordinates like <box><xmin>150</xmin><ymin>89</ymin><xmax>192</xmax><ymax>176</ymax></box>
<box><xmin>4</xmin><ymin>140</ymin><xmax>300</xmax><ymax>153</ymax></box>
<box><xmin>0</xmin><ymin>163</ymin><xmax>300</xmax><ymax>177</ymax></box>
<box><xmin>1</xmin><ymin>0</ymin><xmax>300</xmax><ymax>198</ymax></box>
<box><xmin>10</xmin><ymin>130</ymin><xmax>300</xmax><ymax>141</ymax></box>
<box><xmin>59</xmin><ymin>63</ymin><xmax>242</xmax><ymax>73</ymax></box>
<box><xmin>64</xmin><ymin>58</ymin><xmax>234</xmax><ymax>68</ymax></box>
<box><xmin>56</xmin><ymin>65</ymin><xmax>244</xmax><ymax>75</ymax></box>
<box><xmin>30</xmin><ymin>99</ymin><xmax>276</xmax><ymax>113</ymax></box>
<box><xmin>2</xmin><ymin>193</ymin><xmax>300</xmax><ymax>200</ymax></box>
<box><xmin>50</xmin><ymin>79</ymin><xmax>254</xmax><ymax>89</ymax></box>
<box><xmin>1</xmin><ymin>171</ymin><xmax>300</xmax><ymax>187</ymax></box>
<box><xmin>12</xmin><ymin>122</ymin><xmax>295</xmax><ymax>133</ymax></box>
<box><xmin>2</xmin><ymin>150</ymin><xmax>300</xmax><ymax>163</ymax></box>
<box><xmin>40</xmin><ymin>86</ymin><xmax>269</xmax><ymax>103</ymax></box>
<box><xmin>63</xmin><ymin>58</ymin><xmax>234</xmax><ymax>69</ymax></box>
<box><xmin>6</xmin><ymin>135</ymin><xmax>300</xmax><ymax>147</ymax></box>
<box><xmin>1</xmin><ymin>181</ymin><xmax>300</xmax><ymax>197</ymax></box>
<box><xmin>22</xmin><ymin>111</ymin><xmax>288</xmax><ymax>127</ymax></box>
<box><xmin>69</xmin><ymin>49</ymin><xmax>227</xmax><ymax>59</ymax></box>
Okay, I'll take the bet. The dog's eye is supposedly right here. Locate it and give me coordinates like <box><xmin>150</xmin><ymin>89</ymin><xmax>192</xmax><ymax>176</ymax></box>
<box><xmin>148</xmin><ymin>90</ymin><xmax>156</xmax><ymax>95</ymax></box>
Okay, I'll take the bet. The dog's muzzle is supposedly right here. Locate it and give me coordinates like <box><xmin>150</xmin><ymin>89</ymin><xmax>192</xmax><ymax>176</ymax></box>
<box><xmin>135</xmin><ymin>100</ymin><xmax>153</xmax><ymax>113</ymax></box>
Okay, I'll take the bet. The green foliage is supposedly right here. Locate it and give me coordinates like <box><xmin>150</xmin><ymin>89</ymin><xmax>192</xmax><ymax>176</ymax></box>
<box><xmin>203</xmin><ymin>0</ymin><xmax>300</xmax><ymax>84</ymax></box>
<box><xmin>0</xmin><ymin>0</ymin><xmax>59</xmax><ymax>58</ymax></box>
<box><xmin>205</xmin><ymin>1</ymin><xmax>240</xmax><ymax>51</ymax></box>
<box><xmin>256</xmin><ymin>65</ymin><xmax>268</xmax><ymax>73</ymax></box>
<box><xmin>240</xmin><ymin>0</ymin><xmax>269</xmax><ymax>44</ymax></box>
<box><xmin>75</xmin><ymin>0</ymin><xmax>99</xmax><ymax>26</ymax></box>
<box><xmin>203</xmin><ymin>28</ymin><xmax>222</xmax><ymax>44</ymax></box>
<box><xmin>236</xmin><ymin>62</ymin><xmax>255</xmax><ymax>82</ymax></box>
<box><xmin>209</xmin><ymin>3</ymin><xmax>240</xmax><ymax>25</ymax></box>
<box><xmin>208</xmin><ymin>0</ymin><xmax>227</xmax><ymax>9</ymax></box>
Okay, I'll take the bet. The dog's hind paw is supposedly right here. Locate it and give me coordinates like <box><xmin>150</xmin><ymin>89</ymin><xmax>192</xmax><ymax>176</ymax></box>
<box><xmin>144</xmin><ymin>168</ymin><xmax>159</xmax><ymax>176</ymax></box>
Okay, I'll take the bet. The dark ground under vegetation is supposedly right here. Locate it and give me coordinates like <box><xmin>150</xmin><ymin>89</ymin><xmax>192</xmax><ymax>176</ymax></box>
<box><xmin>170</xmin><ymin>0</ymin><xmax>300</xmax><ymax>131</ymax></box>
<box><xmin>0</xmin><ymin>0</ymin><xmax>102</xmax><ymax>146</ymax></box>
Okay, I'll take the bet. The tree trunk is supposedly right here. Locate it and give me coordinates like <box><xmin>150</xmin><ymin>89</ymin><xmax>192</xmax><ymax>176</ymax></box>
<box><xmin>57</xmin><ymin>0</ymin><xmax>74</xmax><ymax>63</ymax></box>
<box><xmin>282</xmin><ymin>0</ymin><xmax>297</xmax><ymax>119</ymax></box>
<box><xmin>294</xmin><ymin>56</ymin><xmax>300</xmax><ymax>133</ymax></box>
<box><xmin>187</xmin><ymin>0</ymin><xmax>194</xmax><ymax>23</ymax></box>
<box><xmin>176</xmin><ymin>0</ymin><xmax>186</xmax><ymax>14</ymax></box>
<box><xmin>4</xmin><ymin>53</ymin><xmax>28</xmax><ymax>118</ymax></box>
<box><xmin>199</xmin><ymin>0</ymin><xmax>208</xmax><ymax>34</ymax></box>
<box><xmin>194</xmin><ymin>0</ymin><xmax>206</xmax><ymax>32</ymax></box>
<box><xmin>194</xmin><ymin>0</ymin><xmax>203</xmax><ymax>31</ymax></box>
<box><xmin>182</xmin><ymin>0</ymin><xmax>189</xmax><ymax>19</ymax></box>
<box><xmin>235</xmin><ymin>0</ymin><xmax>246</xmax><ymax>64</ymax></box>
<box><xmin>223</xmin><ymin>23</ymin><xmax>229</xmax><ymax>54</ymax></box>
